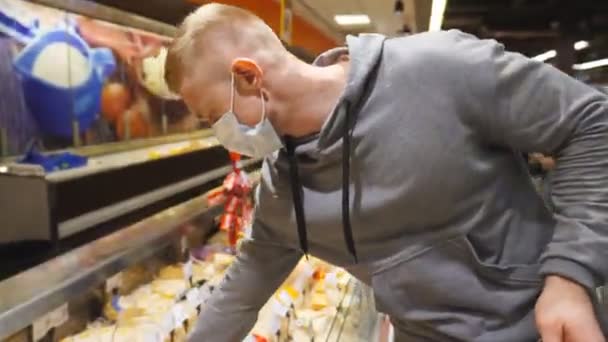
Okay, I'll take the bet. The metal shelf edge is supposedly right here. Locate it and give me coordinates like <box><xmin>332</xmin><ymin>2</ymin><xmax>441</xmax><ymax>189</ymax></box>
<box><xmin>0</xmin><ymin>187</ymin><xmax>219</xmax><ymax>339</ymax></box>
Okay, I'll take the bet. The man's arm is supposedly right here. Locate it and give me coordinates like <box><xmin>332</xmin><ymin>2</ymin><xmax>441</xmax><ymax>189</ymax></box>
<box><xmin>448</xmin><ymin>31</ymin><xmax>608</xmax><ymax>340</ymax></box>
<box><xmin>466</xmin><ymin>36</ymin><xmax>608</xmax><ymax>288</ymax></box>
<box><xmin>190</xmin><ymin>232</ymin><xmax>301</xmax><ymax>341</ymax></box>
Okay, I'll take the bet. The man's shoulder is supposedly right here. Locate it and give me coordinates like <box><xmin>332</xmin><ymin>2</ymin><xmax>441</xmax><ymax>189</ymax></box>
<box><xmin>384</xmin><ymin>30</ymin><xmax>493</xmax><ymax>66</ymax></box>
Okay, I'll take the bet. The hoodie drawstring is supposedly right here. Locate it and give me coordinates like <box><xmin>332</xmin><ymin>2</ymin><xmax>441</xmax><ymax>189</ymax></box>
<box><xmin>341</xmin><ymin>102</ymin><xmax>358</xmax><ymax>263</ymax></box>
<box><xmin>284</xmin><ymin>102</ymin><xmax>358</xmax><ymax>264</ymax></box>
<box><xmin>285</xmin><ymin>137</ymin><xmax>309</xmax><ymax>258</ymax></box>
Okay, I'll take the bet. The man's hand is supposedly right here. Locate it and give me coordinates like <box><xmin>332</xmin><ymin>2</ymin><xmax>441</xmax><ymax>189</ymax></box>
<box><xmin>529</xmin><ymin>153</ymin><xmax>556</xmax><ymax>171</ymax></box>
<box><xmin>535</xmin><ymin>275</ymin><xmax>605</xmax><ymax>342</ymax></box>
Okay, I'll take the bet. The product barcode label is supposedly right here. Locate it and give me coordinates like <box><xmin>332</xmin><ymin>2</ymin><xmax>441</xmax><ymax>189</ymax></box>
<box><xmin>271</xmin><ymin>298</ymin><xmax>289</xmax><ymax>317</ymax></box>
<box><xmin>172</xmin><ymin>305</ymin><xmax>188</xmax><ymax>328</ymax></box>
<box><xmin>278</xmin><ymin>291</ymin><xmax>292</xmax><ymax>306</ymax></box>
<box><xmin>198</xmin><ymin>284</ymin><xmax>212</xmax><ymax>303</ymax></box>
<box><xmin>184</xmin><ymin>259</ymin><xmax>193</xmax><ymax>282</ymax></box>
<box><xmin>186</xmin><ymin>288</ymin><xmax>200</xmax><ymax>305</ymax></box>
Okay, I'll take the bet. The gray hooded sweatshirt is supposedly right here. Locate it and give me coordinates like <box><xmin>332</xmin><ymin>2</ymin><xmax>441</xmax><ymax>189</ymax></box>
<box><xmin>192</xmin><ymin>30</ymin><xmax>608</xmax><ymax>341</ymax></box>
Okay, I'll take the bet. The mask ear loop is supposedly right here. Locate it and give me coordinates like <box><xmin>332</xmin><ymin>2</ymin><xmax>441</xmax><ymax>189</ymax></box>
<box><xmin>230</xmin><ymin>73</ymin><xmax>236</xmax><ymax>113</ymax></box>
<box><xmin>259</xmin><ymin>89</ymin><xmax>266</xmax><ymax>124</ymax></box>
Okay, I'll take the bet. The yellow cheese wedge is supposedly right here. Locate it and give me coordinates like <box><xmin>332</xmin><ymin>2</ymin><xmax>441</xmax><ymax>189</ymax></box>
<box><xmin>151</xmin><ymin>279</ymin><xmax>188</xmax><ymax>299</ymax></box>
<box><xmin>158</xmin><ymin>265</ymin><xmax>185</xmax><ymax>280</ymax></box>
<box><xmin>213</xmin><ymin>253</ymin><xmax>235</xmax><ymax>269</ymax></box>
<box><xmin>311</xmin><ymin>292</ymin><xmax>328</xmax><ymax>310</ymax></box>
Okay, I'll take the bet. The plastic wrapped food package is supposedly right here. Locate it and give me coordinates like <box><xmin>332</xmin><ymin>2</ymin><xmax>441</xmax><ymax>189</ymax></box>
<box><xmin>60</xmin><ymin>322</ymin><xmax>164</xmax><ymax>342</ymax></box>
<box><xmin>150</xmin><ymin>279</ymin><xmax>189</xmax><ymax>300</ymax></box>
<box><xmin>212</xmin><ymin>252</ymin><xmax>236</xmax><ymax>271</ymax></box>
<box><xmin>192</xmin><ymin>261</ymin><xmax>216</xmax><ymax>284</ymax></box>
<box><xmin>62</xmin><ymin>232</ymin><xmax>238</xmax><ymax>342</ymax></box>
<box><xmin>62</xmin><ymin>231</ymin><xmax>367</xmax><ymax>342</ymax></box>
<box><xmin>157</xmin><ymin>265</ymin><xmax>187</xmax><ymax>280</ymax></box>
<box><xmin>246</xmin><ymin>257</ymin><xmax>363</xmax><ymax>342</ymax></box>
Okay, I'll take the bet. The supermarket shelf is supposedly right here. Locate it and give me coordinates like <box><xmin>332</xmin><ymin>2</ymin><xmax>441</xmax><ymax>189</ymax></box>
<box><xmin>0</xmin><ymin>186</ymin><xmax>222</xmax><ymax>340</ymax></box>
<box><xmin>57</xmin><ymin>157</ymin><xmax>261</xmax><ymax>238</ymax></box>
<box><xmin>0</xmin><ymin>130</ymin><xmax>213</xmax><ymax>164</ymax></box>
<box><xmin>29</xmin><ymin>0</ymin><xmax>177</xmax><ymax>37</ymax></box>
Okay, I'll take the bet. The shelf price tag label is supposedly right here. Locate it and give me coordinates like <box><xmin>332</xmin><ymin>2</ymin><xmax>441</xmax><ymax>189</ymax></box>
<box><xmin>172</xmin><ymin>304</ymin><xmax>188</xmax><ymax>329</ymax></box>
<box><xmin>162</xmin><ymin>312</ymin><xmax>174</xmax><ymax>336</ymax></box>
<box><xmin>325</xmin><ymin>272</ymin><xmax>338</xmax><ymax>288</ymax></box>
<box><xmin>32</xmin><ymin>303</ymin><xmax>69</xmax><ymax>341</ymax></box>
<box><xmin>198</xmin><ymin>284</ymin><xmax>212</xmax><ymax>303</ymax></box>
<box><xmin>271</xmin><ymin>298</ymin><xmax>289</xmax><ymax>317</ymax></box>
<box><xmin>183</xmin><ymin>259</ymin><xmax>193</xmax><ymax>282</ymax></box>
<box><xmin>278</xmin><ymin>290</ymin><xmax>292</xmax><ymax>306</ymax></box>
<box><xmin>186</xmin><ymin>288</ymin><xmax>200</xmax><ymax>305</ymax></box>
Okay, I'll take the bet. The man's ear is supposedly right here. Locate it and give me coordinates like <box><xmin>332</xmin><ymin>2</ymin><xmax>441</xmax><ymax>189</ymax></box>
<box><xmin>231</xmin><ymin>58</ymin><xmax>263</xmax><ymax>93</ymax></box>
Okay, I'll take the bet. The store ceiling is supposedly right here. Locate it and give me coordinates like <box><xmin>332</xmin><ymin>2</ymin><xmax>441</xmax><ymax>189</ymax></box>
<box><xmin>295</xmin><ymin>0</ymin><xmax>406</xmax><ymax>36</ymax></box>
<box><xmin>88</xmin><ymin>0</ymin><xmax>608</xmax><ymax>56</ymax></box>
<box><xmin>89</xmin><ymin>0</ymin><xmax>607</xmax><ymax>80</ymax></box>
<box><xmin>443</xmin><ymin>0</ymin><xmax>608</xmax><ymax>81</ymax></box>
<box><xmin>296</xmin><ymin>0</ymin><xmax>608</xmax><ymax>80</ymax></box>
<box><xmin>443</xmin><ymin>0</ymin><xmax>608</xmax><ymax>56</ymax></box>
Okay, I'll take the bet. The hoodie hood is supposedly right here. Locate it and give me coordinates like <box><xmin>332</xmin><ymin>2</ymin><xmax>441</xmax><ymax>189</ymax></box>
<box><xmin>292</xmin><ymin>34</ymin><xmax>386</xmax><ymax>155</ymax></box>
<box><xmin>316</xmin><ymin>34</ymin><xmax>386</xmax><ymax>150</ymax></box>
<box><xmin>282</xmin><ymin>34</ymin><xmax>386</xmax><ymax>263</ymax></box>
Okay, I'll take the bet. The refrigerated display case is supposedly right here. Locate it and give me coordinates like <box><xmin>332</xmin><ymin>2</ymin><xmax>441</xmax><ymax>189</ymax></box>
<box><xmin>0</xmin><ymin>177</ymin><xmax>383</xmax><ymax>342</ymax></box>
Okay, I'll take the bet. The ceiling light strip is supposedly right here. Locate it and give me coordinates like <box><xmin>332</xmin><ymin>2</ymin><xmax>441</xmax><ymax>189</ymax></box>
<box><xmin>429</xmin><ymin>0</ymin><xmax>448</xmax><ymax>31</ymax></box>
<box><xmin>532</xmin><ymin>41</ymin><xmax>591</xmax><ymax>62</ymax></box>
<box><xmin>573</xmin><ymin>58</ymin><xmax>608</xmax><ymax>71</ymax></box>
<box><xmin>532</xmin><ymin>50</ymin><xmax>557</xmax><ymax>62</ymax></box>
<box><xmin>334</xmin><ymin>14</ymin><xmax>371</xmax><ymax>26</ymax></box>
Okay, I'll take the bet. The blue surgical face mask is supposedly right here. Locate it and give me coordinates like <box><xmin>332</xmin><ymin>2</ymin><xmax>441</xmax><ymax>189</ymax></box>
<box><xmin>212</xmin><ymin>73</ymin><xmax>283</xmax><ymax>158</ymax></box>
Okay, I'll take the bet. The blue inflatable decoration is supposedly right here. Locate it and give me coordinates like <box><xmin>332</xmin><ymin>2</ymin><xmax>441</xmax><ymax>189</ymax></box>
<box><xmin>20</xmin><ymin>141</ymin><xmax>88</xmax><ymax>173</ymax></box>
<box><xmin>0</xmin><ymin>7</ymin><xmax>118</xmax><ymax>139</ymax></box>
<box><xmin>12</xmin><ymin>22</ymin><xmax>116</xmax><ymax>138</ymax></box>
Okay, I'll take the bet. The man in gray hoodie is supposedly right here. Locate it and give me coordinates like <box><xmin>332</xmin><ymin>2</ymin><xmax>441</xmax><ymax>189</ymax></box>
<box><xmin>166</xmin><ymin>3</ymin><xmax>608</xmax><ymax>341</ymax></box>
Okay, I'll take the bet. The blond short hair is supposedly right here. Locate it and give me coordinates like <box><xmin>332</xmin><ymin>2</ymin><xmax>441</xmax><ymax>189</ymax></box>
<box><xmin>165</xmin><ymin>3</ymin><xmax>282</xmax><ymax>93</ymax></box>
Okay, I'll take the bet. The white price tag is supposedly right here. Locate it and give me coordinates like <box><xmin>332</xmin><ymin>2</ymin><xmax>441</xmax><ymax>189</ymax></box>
<box><xmin>186</xmin><ymin>288</ymin><xmax>200</xmax><ymax>305</ymax></box>
<box><xmin>278</xmin><ymin>291</ymin><xmax>292</xmax><ymax>306</ymax></box>
<box><xmin>162</xmin><ymin>312</ymin><xmax>174</xmax><ymax>336</ymax></box>
<box><xmin>198</xmin><ymin>284</ymin><xmax>212</xmax><ymax>303</ymax></box>
<box><xmin>271</xmin><ymin>298</ymin><xmax>289</xmax><ymax>317</ymax></box>
<box><xmin>302</xmin><ymin>261</ymin><xmax>315</xmax><ymax>278</ymax></box>
<box><xmin>268</xmin><ymin>315</ymin><xmax>282</xmax><ymax>334</ymax></box>
<box><xmin>172</xmin><ymin>305</ymin><xmax>188</xmax><ymax>329</ymax></box>
<box><xmin>293</xmin><ymin>261</ymin><xmax>315</xmax><ymax>292</ymax></box>
<box><xmin>32</xmin><ymin>304</ymin><xmax>69</xmax><ymax>341</ymax></box>
<box><xmin>183</xmin><ymin>260</ymin><xmax>193</xmax><ymax>282</ymax></box>
<box><xmin>325</xmin><ymin>273</ymin><xmax>338</xmax><ymax>288</ymax></box>
<box><xmin>105</xmin><ymin>272</ymin><xmax>123</xmax><ymax>293</ymax></box>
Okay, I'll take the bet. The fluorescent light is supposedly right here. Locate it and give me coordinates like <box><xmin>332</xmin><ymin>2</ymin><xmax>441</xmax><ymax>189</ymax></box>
<box><xmin>532</xmin><ymin>50</ymin><xmax>557</xmax><ymax>62</ymax></box>
<box><xmin>574</xmin><ymin>40</ymin><xmax>590</xmax><ymax>51</ymax></box>
<box><xmin>334</xmin><ymin>14</ymin><xmax>371</xmax><ymax>26</ymax></box>
<box><xmin>533</xmin><ymin>41</ymin><xmax>591</xmax><ymax>63</ymax></box>
<box><xmin>573</xmin><ymin>58</ymin><xmax>608</xmax><ymax>71</ymax></box>
<box><xmin>429</xmin><ymin>0</ymin><xmax>448</xmax><ymax>31</ymax></box>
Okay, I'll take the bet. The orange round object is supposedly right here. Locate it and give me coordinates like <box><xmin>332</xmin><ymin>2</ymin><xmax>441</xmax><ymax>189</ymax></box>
<box><xmin>116</xmin><ymin>109</ymin><xmax>149</xmax><ymax>139</ymax></box>
<box><xmin>101</xmin><ymin>82</ymin><xmax>131</xmax><ymax>123</ymax></box>
<box><xmin>313</xmin><ymin>267</ymin><xmax>326</xmax><ymax>280</ymax></box>
<box><xmin>229</xmin><ymin>152</ymin><xmax>241</xmax><ymax>162</ymax></box>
